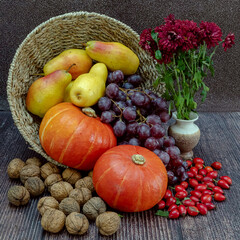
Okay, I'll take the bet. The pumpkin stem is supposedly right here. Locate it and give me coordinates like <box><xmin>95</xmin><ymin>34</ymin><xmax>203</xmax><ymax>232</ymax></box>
<box><xmin>132</xmin><ymin>154</ymin><xmax>146</xmax><ymax>165</ymax></box>
<box><xmin>82</xmin><ymin>107</ymin><xmax>97</xmax><ymax>118</ymax></box>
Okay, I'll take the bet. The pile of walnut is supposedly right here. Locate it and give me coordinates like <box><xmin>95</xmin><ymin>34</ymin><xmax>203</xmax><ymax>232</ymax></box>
<box><xmin>7</xmin><ymin>157</ymin><xmax>121</xmax><ymax>236</ymax></box>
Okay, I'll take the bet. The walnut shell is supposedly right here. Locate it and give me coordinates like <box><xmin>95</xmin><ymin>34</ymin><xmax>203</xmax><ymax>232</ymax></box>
<box><xmin>75</xmin><ymin>176</ymin><xmax>94</xmax><ymax>192</ymax></box>
<box><xmin>37</xmin><ymin>196</ymin><xmax>59</xmax><ymax>216</ymax></box>
<box><xmin>66</xmin><ymin>212</ymin><xmax>89</xmax><ymax>235</ymax></box>
<box><xmin>40</xmin><ymin>162</ymin><xmax>61</xmax><ymax>179</ymax></box>
<box><xmin>26</xmin><ymin>157</ymin><xmax>42</xmax><ymax>167</ymax></box>
<box><xmin>44</xmin><ymin>173</ymin><xmax>62</xmax><ymax>191</ymax></box>
<box><xmin>69</xmin><ymin>188</ymin><xmax>92</xmax><ymax>206</ymax></box>
<box><xmin>41</xmin><ymin>209</ymin><xmax>65</xmax><ymax>233</ymax></box>
<box><xmin>82</xmin><ymin>197</ymin><xmax>106</xmax><ymax>221</ymax></box>
<box><xmin>24</xmin><ymin>177</ymin><xmax>45</xmax><ymax>196</ymax></box>
<box><xmin>20</xmin><ymin>164</ymin><xmax>41</xmax><ymax>184</ymax></box>
<box><xmin>96</xmin><ymin>211</ymin><xmax>121</xmax><ymax>236</ymax></box>
<box><xmin>50</xmin><ymin>181</ymin><xmax>73</xmax><ymax>202</ymax></box>
<box><xmin>8</xmin><ymin>185</ymin><xmax>30</xmax><ymax>206</ymax></box>
<box><xmin>62</xmin><ymin>168</ymin><xmax>81</xmax><ymax>185</ymax></box>
<box><xmin>59</xmin><ymin>197</ymin><xmax>80</xmax><ymax>215</ymax></box>
<box><xmin>7</xmin><ymin>158</ymin><xmax>26</xmax><ymax>179</ymax></box>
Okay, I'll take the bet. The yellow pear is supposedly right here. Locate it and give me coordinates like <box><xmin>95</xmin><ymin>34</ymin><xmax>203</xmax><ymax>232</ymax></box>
<box><xmin>85</xmin><ymin>41</ymin><xmax>139</xmax><ymax>75</ymax></box>
<box><xmin>43</xmin><ymin>49</ymin><xmax>93</xmax><ymax>79</ymax></box>
<box><xmin>26</xmin><ymin>70</ymin><xmax>72</xmax><ymax>118</ymax></box>
<box><xmin>63</xmin><ymin>81</ymin><xmax>74</xmax><ymax>102</ymax></box>
<box><xmin>70</xmin><ymin>63</ymin><xmax>108</xmax><ymax>107</ymax></box>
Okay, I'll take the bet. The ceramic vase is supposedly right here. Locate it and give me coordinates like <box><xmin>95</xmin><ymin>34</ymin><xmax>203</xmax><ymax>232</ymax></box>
<box><xmin>168</xmin><ymin>111</ymin><xmax>200</xmax><ymax>160</ymax></box>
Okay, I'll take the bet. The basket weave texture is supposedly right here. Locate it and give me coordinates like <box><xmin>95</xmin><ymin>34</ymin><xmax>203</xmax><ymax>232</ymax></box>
<box><xmin>7</xmin><ymin>11</ymin><xmax>165</xmax><ymax>168</ymax></box>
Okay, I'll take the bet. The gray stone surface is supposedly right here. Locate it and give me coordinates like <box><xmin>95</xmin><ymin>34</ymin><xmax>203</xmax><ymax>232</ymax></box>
<box><xmin>1</xmin><ymin>0</ymin><xmax>239</xmax><ymax>111</ymax></box>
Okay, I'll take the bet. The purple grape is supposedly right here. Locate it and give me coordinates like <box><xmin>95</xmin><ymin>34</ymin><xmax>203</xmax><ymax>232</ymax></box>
<box><xmin>159</xmin><ymin>111</ymin><xmax>170</xmax><ymax>123</ymax></box>
<box><xmin>113</xmin><ymin>120</ymin><xmax>127</xmax><ymax>137</ymax></box>
<box><xmin>182</xmin><ymin>161</ymin><xmax>189</xmax><ymax>170</ymax></box>
<box><xmin>131</xmin><ymin>92</ymin><xmax>146</xmax><ymax>107</ymax></box>
<box><xmin>126</xmin><ymin>74</ymin><xmax>142</xmax><ymax>86</ymax></box>
<box><xmin>112</xmin><ymin>101</ymin><xmax>126</xmax><ymax>115</ymax></box>
<box><xmin>165</xmin><ymin>146</ymin><xmax>181</xmax><ymax>160</ymax></box>
<box><xmin>98</xmin><ymin>97</ymin><xmax>112</xmax><ymax>111</ymax></box>
<box><xmin>156</xmin><ymin>137</ymin><xmax>164</xmax><ymax>149</ymax></box>
<box><xmin>122</xmin><ymin>82</ymin><xmax>134</xmax><ymax>89</ymax></box>
<box><xmin>139</xmin><ymin>107</ymin><xmax>150</xmax><ymax>117</ymax></box>
<box><xmin>180</xmin><ymin>172</ymin><xmax>189</xmax><ymax>182</ymax></box>
<box><xmin>126</xmin><ymin>122</ymin><xmax>139</xmax><ymax>136</ymax></box>
<box><xmin>126</xmin><ymin>99</ymin><xmax>134</xmax><ymax>107</ymax></box>
<box><xmin>171</xmin><ymin>156</ymin><xmax>183</xmax><ymax>167</ymax></box>
<box><xmin>100</xmin><ymin>111</ymin><xmax>114</xmax><ymax>123</ymax></box>
<box><xmin>137</xmin><ymin>123</ymin><xmax>151</xmax><ymax>140</ymax></box>
<box><xmin>128</xmin><ymin>137</ymin><xmax>141</xmax><ymax>146</ymax></box>
<box><xmin>163</xmin><ymin>136</ymin><xmax>175</xmax><ymax>148</ymax></box>
<box><xmin>112</xmin><ymin>70</ymin><xmax>124</xmax><ymax>84</ymax></box>
<box><xmin>167</xmin><ymin>171</ymin><xmax>178</xmax><ymax>185</ymax></box>
<box><xmin>176</xmin><ymin>166</ymin><xmax>185</xmax><ymax>177</ymax></box>
<box><xmin>153</xmin><ymin>149</ymin><xmax>170</xmax><ymax>166</ymax></box>
<box><xmin>144</xmin><ymin>137</ymin><xmax>158</xmax><ymax>151</ymax></box>
<box><xmin>115</xmin><ymin>90</ymin><xmax>127</xmax><ymax>101</ymax></box>
<box><xmin>106</xmin><ymin>83</ymin><xmax>119</xmax><ymax>99</ymax></box>
<box><xmin>150</xmin><ymin>124</ymin><xmax>165</xmax><ymax>138</ymax></box>
<box><xmin>123</xmin><ymin>107</ymin><xmax>137</xmax><ymax>121</ymax></box>
<box><xmin>153</xmin><ymin>97</ymin><xmax>167</xmax><ymax>111</ymax></box>
<box><xmin>146</xmin><ymin>114</ymin><xmax>161</xmax><ymax>125</ymax></box>
<box><xmin>118</xmin><ymin>141</ymin><xmax>129</xmax><ymax>145</ymax></box>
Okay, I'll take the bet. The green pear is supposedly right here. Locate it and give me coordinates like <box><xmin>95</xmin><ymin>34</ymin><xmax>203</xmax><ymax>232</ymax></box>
<box><xmin>26</xmin><ymin>70</ymin><xmax>72</xmax><ymax>117</ymax></box>
<box><xmin>85</xmin><ymin>41</ymin><xmax>139</xmax><ymax>75</ymax></box>
<box><xmin>43</xmin><ymin>49</ymin><xmax>93</xmax><ymax>79</ymax></box>
<box><xmin>70</xmin><ymin>63</ymin><xmax>108</xmax><ymax>107</ymax></box>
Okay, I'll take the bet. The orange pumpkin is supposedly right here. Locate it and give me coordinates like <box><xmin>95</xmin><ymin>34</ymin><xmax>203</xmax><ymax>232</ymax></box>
<box><xmin>39</xmin><ymin>102</ymin><xmax>117</xmax><ymax>170</ymax></box>
<box><xmin>92</xmin><ymin>145</ymin><xmax>168</xmax><ymax>212</ymax></box>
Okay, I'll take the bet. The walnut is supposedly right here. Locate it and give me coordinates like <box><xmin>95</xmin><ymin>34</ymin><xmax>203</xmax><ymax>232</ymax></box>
<box><xmin>69</xmin><ymin>188</ymin><xmax>92</xmax><ymax>206</ymax></box>
<box><xmin>20</xmin><ymin>164</ymin><xmax>41</xmax><ymax>184</ymax></box>
<box><xmin>88</xmin><ymin>171</ymin><xmax>93</xmax><ymax>178</ymax></box>
<box><xmin>82</xmin><ymin>197</ymin><xmax>106</xmax><ymax>221</ymax></box>
<box><xmin>26</xmin><ymin>157</ymin><xmax>42</xmax><ymax>167</ymax></box>
<box><xmin>96</xmin><ymin>211</ymin><xmax>121</xmax><ymax>236</ymax></box>
<box><xmin>24</xmin><ymin>177</ymin><xmax>45</xmax><ymax>196</ymax></box>
<box><xmin>75</xmin><ymin>176</ymin><xmax>94</xmax><ymax>192</ymax></box>
<box><xmin>44</xmin><ymin>173</ymin><xmax>62</xmax><ymax>191</ymax></box>
<box><xmin>40</xmin><ymin>162</ymin><xmax>61</xmax><ymax>179</ymax></box>
<box><xmin>37</xmin><ymin>196</ymin><xmax>59</xmax><ymax>216</ymax></box>
<box><xmin>66</xmin><ymin>212</ymin><xmax>89</xmax><ymax>235</ymax></box>
<box><xmin>7</xmin><ymin>158</ymin><xmax>26</xmax><ymax>179</ymax></box>
<box><xmin>41</xmin><ymin>209</ymin><xmax>65</xmax><ymax>233</ymax></box>
<box><xmin>50</xmin><ymin>181</ymin><xmax>73</xmax><ymax>202</ymax></box>
<box><xmin>62</xmin><ymin>168</ymin><xmax>81</xmax><ymax>185</ymax></box>
<box><xmin>59</xmin><ymin>197</ymin><xmax>80</xmax><ymax>215</ymax></box>
<box><xmin>7</xmin><ymin>185</ymin><xmax>30</xmax><ymax>206</ymax></box>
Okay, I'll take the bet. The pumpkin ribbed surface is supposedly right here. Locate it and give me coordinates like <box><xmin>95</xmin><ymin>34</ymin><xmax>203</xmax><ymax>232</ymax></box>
<box><xmin>39</xmin><ymin>102</ymin><xmax>117</xmax><ymax>170</ymax></box>
<box><xmin>92</xmin><ymin>145</ymin><xmax>168</xmax><ymax>212</ymax></box>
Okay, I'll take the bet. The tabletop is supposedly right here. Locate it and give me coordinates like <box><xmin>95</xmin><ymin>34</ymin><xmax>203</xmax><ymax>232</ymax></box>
<box><xmin>0</xmin><ymin>111</ymin><xmax>239</xmax><ymax>240</ymax></box>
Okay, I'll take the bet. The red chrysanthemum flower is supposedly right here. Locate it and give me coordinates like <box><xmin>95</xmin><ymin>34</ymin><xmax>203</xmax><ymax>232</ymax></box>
<box><xmin>222</xmin><ymin>33</ymin><xmax>235</xmax><ymax>51</ymax></box>
<box><xmin>199</xmin><ymin>21</ymin><xmax>222</xmax><ymax>48</ymax></box>
<box><xmin>139</xmin><ymin>28</ymin><xmax>157</xmax><ymax>58</ymax></box>
<box><xmin>177</xmin><ymin>19</ymin><xmax>201</xmax><ymax>51</ymax></box>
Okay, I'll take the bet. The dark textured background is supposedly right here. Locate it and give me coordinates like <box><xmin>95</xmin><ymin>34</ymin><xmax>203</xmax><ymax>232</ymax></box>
<box><xmin>0</xmin><ymin>0</ymin><xmax>239</xmax><ymax>111</ymax></box>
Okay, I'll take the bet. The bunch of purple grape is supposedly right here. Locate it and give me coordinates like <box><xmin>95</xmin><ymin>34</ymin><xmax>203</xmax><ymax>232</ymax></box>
<box><xmin>95</xmin><ymin>70</ymin><xmax>188</xmax><ymax>185</ymax></box>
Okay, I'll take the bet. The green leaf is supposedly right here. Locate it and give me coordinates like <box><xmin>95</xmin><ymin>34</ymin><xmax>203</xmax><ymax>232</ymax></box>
<box><xmin>193</xmin><ymin>71</ymin><xmax>202</xmax><ymax>88</ymax></box>
<box><xmin>176</xmin><ymin>198</ymin><xmax>182</xmax><ymax>205</ymax></box>
<box><xmin>163</xmin><ymin>73</ymin><xmax>174</xmax><ymax>92</ymax></box>
<box><xmin>155</xmin><ymin>63</ymin><xmax>162</xmax><ymax>73</ymax></box>
<box><xmin>200</xmin><ymin>83</ymin><xmax>209</xmax><ymax>102</ymax></box>
<box><xmin>209</xmin><ymin>64</ymin><xmax>215</xmax><ymax>76</ymax></box>
<box><xmin>151</xmin><ymin>30</ymin><xmax>158</xmax><ymax>44</ymax></box>
<box><xmin>118</xmin><ymin>214</ymin><xmax>124</xmax><ymax>218</ymax></box>
<box><xmin>155</xmin><ymin>50</ymin><xmax>162</xmax><ymax>60</ymax></box>
<box><xmin>153</xmin><ymin>76</ymin><xmax>160</xmax><ymax>88</ymax></box>
<box><xmin>177</xmin><ymin>59</ymin><xmax>185</xmax><ymax>71</ymax></box>
<box><xmin>155</xmin><ymin>210</ymin><xmax>169</xmax><ymax>217</ymax></box>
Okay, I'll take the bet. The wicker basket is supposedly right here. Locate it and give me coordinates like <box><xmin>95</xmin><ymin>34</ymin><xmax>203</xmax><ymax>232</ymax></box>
<box><xmin>7</xmin><ymin>11</ymin><xmax>165</xmax><ymax>168</ymax></box>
